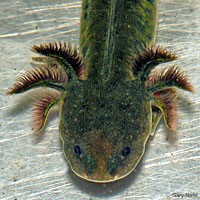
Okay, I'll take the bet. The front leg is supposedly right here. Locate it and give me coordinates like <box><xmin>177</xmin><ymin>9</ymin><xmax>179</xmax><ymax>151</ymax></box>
<box><xmin>151</xmin><ymin>106</ymin><xmax>162</xmax><ymax>136</ymax></box>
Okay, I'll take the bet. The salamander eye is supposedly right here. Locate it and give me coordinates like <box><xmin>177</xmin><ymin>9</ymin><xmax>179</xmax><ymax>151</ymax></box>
<box><xmin>121</xmin><ymin>147</ymin><xmax>131</xmax><ymax>158</ymax></box>
<box><xmin>73</xmin><ymin>145</ymin><xmax>82</xmax><ymax>156</ymax></box>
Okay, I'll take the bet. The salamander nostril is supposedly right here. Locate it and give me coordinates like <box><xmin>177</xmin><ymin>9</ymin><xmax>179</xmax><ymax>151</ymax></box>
<box><xmin>108</xmin><ymin>154</ymin><xmax>122</xmax><ymax>176</ymax></box>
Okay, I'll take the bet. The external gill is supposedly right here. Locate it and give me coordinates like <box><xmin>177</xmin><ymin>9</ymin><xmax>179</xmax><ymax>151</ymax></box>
<box><xmin>7</xmin><ymin>66</ymin><xmax>67</xmax><ymax>94</ymax></box>
<box><xmin>31</xmin><ymin>42</ymin><xmax>84</xmax><ymax>81</ymax></box>
<box><xmin>32</xmin><ymin>91</ymin><xmax>61</xmax><ymax>132</ymax></box>
<box><xmin>7</xmin><ymin>41</ymin><xmax>85</xmax><ymax>132</ymax></box>
<box><xmin>131</xmin><ymin>46</ymin><xmax>194</xmax><ymax>130</ymax></box>
<box><xmin>152</xmin><ymin>89</ymin><xmax>178</xmax><ymax>130</ymax></box>
<box><xmin>131</xmin><ymin>46</ymin><xmax>177</xmax><ymax>82</ymax></box>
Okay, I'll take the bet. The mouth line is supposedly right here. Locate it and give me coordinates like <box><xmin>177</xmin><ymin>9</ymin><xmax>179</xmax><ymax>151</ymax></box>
<box><xmin>71</xmin><ymin>168</ymin><xmax>134</xmax><ymax>183</ymax></box>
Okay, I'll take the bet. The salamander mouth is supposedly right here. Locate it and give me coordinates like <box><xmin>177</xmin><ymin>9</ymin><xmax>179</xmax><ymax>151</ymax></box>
<box><xmin>70</xmin><ymin>165</ymin><xmax>141</xmax><ymax>183</ymax></box>
<box><xmin>70</xmin><ymin>163</ymin><xmax>138</xmax><ymax>183</ymax></box>
<box><xmin>71</xmin><ymin>168</ymin><xmax>123</xmax><ymax>183</ymax></box>
<box><xmin>68</xmin><ymin>144</ymin><xmax>146</xmax><ymax>183</ymax></box>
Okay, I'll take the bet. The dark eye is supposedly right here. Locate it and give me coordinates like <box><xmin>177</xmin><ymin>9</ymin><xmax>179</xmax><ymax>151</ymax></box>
<box><xmin>121</xmin><ymin>147</ymin><xmax>131</xmax><ymax>158</ymax></box>
<box><xmin>73</xmin><ymin>145</ymin><xmax>82</xmax><ymax>156</ymax></box>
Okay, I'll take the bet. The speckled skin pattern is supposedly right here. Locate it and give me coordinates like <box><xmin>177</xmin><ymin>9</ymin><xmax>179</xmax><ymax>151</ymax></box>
<box><xmin>60</xmin><ymin>80</ymin><xmax>152</xmax><ymax>182</ymax></box>
<box><xmin>8</xmin><ymin>0</ymin><xmax>193</xmax><ymax>183</ymax></box>
<box><xmin>60</xmin><ymin>0</ymin><xmax>157</xmax><ymax>182</ymax></box>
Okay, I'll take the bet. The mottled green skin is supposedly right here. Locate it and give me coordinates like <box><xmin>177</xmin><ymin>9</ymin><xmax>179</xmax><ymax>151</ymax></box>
<box><xmin>59</xmin><ymin>0</ymin><xmax>158</xmax><ymax>182</ymax></box>
<box><xmin>60</xmin><ymin>80</ymin><xmax>152</xmax><ymax>182</ymax></box>
<box><xmin>80</xmin><ymin>0</ymin><xmax>157</xmax><ymax>82</ymax></box>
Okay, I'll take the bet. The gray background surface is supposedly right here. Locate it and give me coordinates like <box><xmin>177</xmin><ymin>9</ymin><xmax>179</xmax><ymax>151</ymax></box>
<box><xmin>0</xmin><ymin>0</ymin><xmax>199</xmax><ymax>199</ymax></box>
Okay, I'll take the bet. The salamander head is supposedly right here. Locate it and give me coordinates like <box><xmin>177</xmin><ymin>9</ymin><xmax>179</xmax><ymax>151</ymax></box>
<box><xmin>61</xmin><ymin>129</ymin><xmax>148</xmax><ymax>183</ymax></box>
<box><xmin>59</xmin><ymin>81</ymin><xmax>152</xmax><ymax>182</ymax></box>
